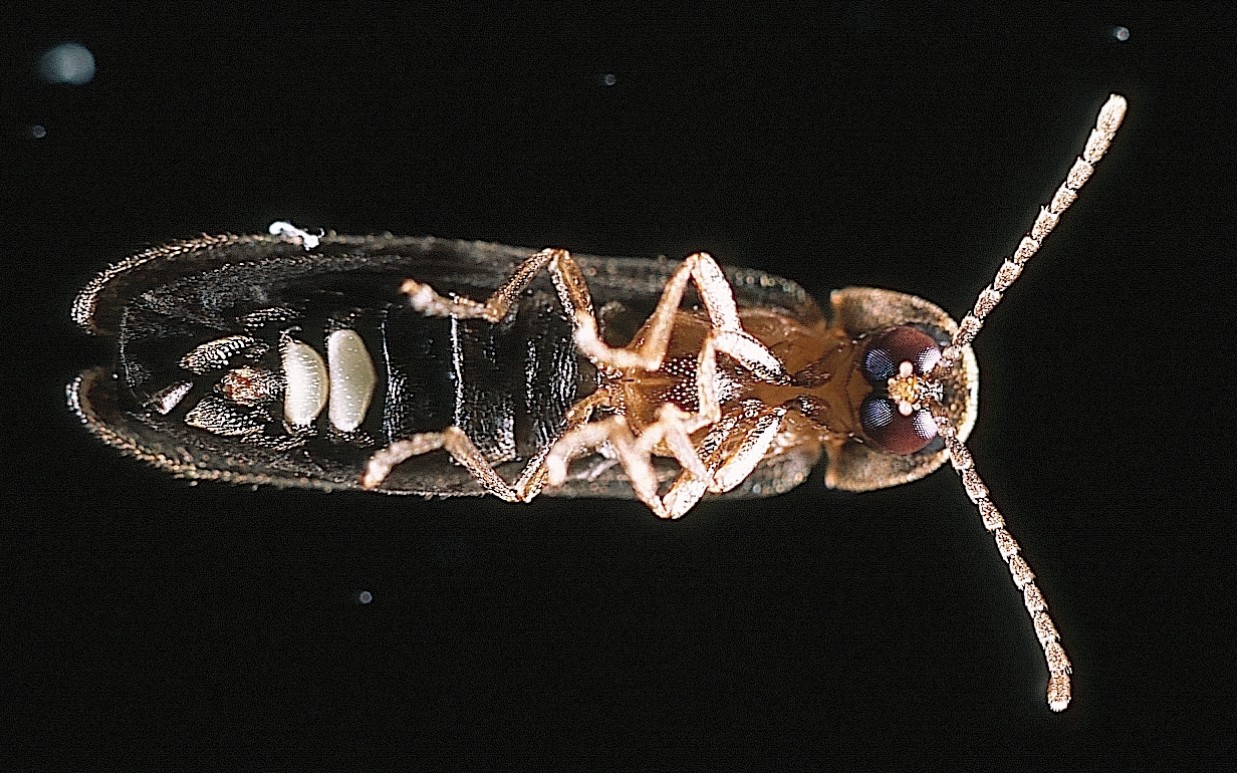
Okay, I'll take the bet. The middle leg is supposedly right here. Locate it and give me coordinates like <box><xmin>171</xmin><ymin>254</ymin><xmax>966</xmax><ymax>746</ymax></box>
<box><xmin>543</xmin><ymin>324</ymin><xmax>782</xmax><ymax>517</ymax></box>
<box><xmin>400</xmin><ymin>247</ymin><xmax>595</xmax><ymax>324</ymax></box>
<box><xmin>661</xmin><ymin>402</ymin><xmax>789</xmax><ymax>518</ymax></box>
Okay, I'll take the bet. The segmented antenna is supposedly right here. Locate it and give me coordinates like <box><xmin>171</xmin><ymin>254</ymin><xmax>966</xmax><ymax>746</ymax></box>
<box><xmin>940</xmin><ymin>94</ymin><xmax>1127</xmax><ymax>367</ymax></box>
<box><xmin>928</xmin><ymin>95</ymin><xmax>1128</xmax><ymax>712</ymax></box>
<box><xmin>933</xmin><ymin>413</ymin><xmax>1073</xmax><ymax>711</ymax></box>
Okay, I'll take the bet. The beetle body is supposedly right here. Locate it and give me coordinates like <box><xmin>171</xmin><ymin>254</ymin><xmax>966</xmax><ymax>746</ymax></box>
<box><xmin>70</xmin><ymin>234</ymin><xmax>832</xmax><ymax>499</ymax></box>
<box><xmin>70</xmin><ymin>95</ymin><xmax>1128</xmax><ymax>711</ymax></box>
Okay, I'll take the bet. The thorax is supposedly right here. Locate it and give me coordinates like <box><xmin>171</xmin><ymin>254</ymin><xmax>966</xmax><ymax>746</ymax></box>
<box><xmin>609</xmin><ymin>308</ymin><xmax>870</xmax><ymax>443</ymax></box>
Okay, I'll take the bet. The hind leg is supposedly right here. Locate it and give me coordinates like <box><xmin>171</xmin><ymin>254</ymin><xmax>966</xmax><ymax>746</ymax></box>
<box><xmin>363</xmin><ymin>248</ymin><xmax>607</xmax><ymax>496</ymax></box>
<box><xmin>362</xmin><ymin>389</ymin><xmax>609</xmax><ymax>500</ymax></box>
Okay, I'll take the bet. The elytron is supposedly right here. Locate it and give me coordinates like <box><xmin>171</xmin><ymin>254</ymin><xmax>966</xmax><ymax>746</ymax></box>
<box><xmin>70</xmin><ymin>95</ymin><xmax>1127</xmax><ymax>711</ymax></box>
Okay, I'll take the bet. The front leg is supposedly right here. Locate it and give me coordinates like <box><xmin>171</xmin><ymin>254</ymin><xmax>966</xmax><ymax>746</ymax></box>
<box><xmin>662</xmin><ymin>402</ymin><xmax>789</xmax><ymax>518</ymax></box>
<box><xmin>571</xmin><ymin>252</ymin><xmax>788</xmax><ymax>383</ymax></box>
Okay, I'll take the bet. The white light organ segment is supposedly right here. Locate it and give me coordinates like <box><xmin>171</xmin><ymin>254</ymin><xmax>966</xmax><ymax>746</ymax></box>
<box><xmin>282</xmin><ymin>339</ymin><xmax>329</xmax><ymax>426</ymax></box>
<box><xmin>327</xmin><ymin>330</ymin><xmax>377</xmax><ymax>432</ymax></box>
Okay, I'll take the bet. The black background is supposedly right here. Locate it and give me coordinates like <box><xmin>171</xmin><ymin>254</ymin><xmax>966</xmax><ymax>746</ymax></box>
<box><xmin>3</xmin><ymin>5</ymin><xmax>1233</xmax><ymax>768</ymax></box>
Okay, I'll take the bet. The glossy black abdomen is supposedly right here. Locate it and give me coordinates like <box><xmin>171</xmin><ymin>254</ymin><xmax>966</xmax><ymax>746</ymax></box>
<box><xmin>113</xmin><ymin>257</ymin><xmax>581</xmax><ymax>466</ymax></box>
<box><xmin>381</xmin><ymin>291</ymin><xmax>581</xmax><ymax>461</ymax></box>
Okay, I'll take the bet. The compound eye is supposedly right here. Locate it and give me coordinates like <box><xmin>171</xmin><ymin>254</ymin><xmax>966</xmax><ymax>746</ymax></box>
<box><xmin>861</xmin><ymin>326</ymin><xmax>942</xmax><ymax>384</ymax></box>
<box><xmin>859</xmin><ymin>395</ymin><xmax>938</xmax><ymax>455</ymax></box>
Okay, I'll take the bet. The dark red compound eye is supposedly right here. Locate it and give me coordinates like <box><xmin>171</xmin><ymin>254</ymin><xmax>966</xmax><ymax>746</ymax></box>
<box><xmin>858</xmin><ymin>326</ymin><xmax>943</xmax><ymax>455</ymax></box>
<box><xmin>861</xmin><ymin>326</ymin><xmax>942</xmax><ymax>385</ymax></box>
<box><xmin>859</xmin><ymin>395</ymin><xmax>939</xmax><ymax>455</ymax></box>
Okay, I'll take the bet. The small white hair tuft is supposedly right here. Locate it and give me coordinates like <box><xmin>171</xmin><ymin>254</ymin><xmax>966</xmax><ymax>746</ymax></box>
<box><xmin>268</xmin><ymin>221</ymin><xmax>322</xmax><ymax>250</ymax></box>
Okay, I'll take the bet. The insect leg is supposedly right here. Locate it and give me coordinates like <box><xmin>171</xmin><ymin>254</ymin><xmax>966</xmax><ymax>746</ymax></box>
<box><xmin>650</xmin><ymin>321</ymin><xmax>794</xmax><ymax>503</ymax></box>
<box><xmin>506</xmin><ymin>388</ymin><xmax>611</xmax><ymax>500</ymax></box>
<box><xmin>572</xmin><ymin>252</ymin><xmax>786</xmax><ymax>382</ymax></box>
<box><xmin>361</xmin><ymin>426</ymin><xmax>522</xmax><ymax>500</ymax></box>
<box><xmin>544</xmin><ymin>414</ymin><xmax>673</xmax><ymax>518</ymax></box>
<box><xmin>941</xmin><ymin>94</ymin><xmax>1127</xmax><ymax>365</ymax></box>
<box><xmin>542</xmin><ymin>326</ymin><xmax>741</xmax><ymax>514</ymax></box>
<box><xmin>544</xmin><ymin>366</ymin><xmax>788</xmax><ymax>520</ymax></box>
<box><xmin>545</xmin><ymin>395</ymin><xmax>726</xmax><ymax>519</ymax></box>
<box><xmin>708</xmin><ymin>406</ymin><xmax>789</xmax><ymax>493</ymax></box>
<box><xmin>931</xmin><ymin>412</ymin><xmax>1073</xmax><ymax>712</ymax></box>
<box><xmin>402</xmin><ymin>247</ymin><xmax>600</xmax><ymax>325</ymax></box>
<box><xmin>372</xmin><ymin>249</ymin><xmax>623</xmax><ymax>498</ymax></box>
<box><xmin>661</xmin><ymin>404</ymin><xmax>789</xmax><ymax>518</ymax></box>
<box><xmin>545</xmin><ymin>301</ymin><xmax>792</xmax><ymax>516</ymax></box>
<box><xmin>362</xmin><ymin>388</ymin><xmax>611</xmax><ymax>500</ymax></box>
<box><xmin>542</xmin><ymin>320</ymin><xmax>746</xmax><ymax>513</ymax></box>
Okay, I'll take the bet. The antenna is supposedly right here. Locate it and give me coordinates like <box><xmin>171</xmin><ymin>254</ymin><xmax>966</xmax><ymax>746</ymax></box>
<box><xmin>931</xmin><ymin>94</ymin><xmax>1128</xmax><ymax>711</ymax></box>
<box><xmin>940</xmin><ymin>94</ymin><xmax>1127</xmax><ymax>367</ymax></box>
